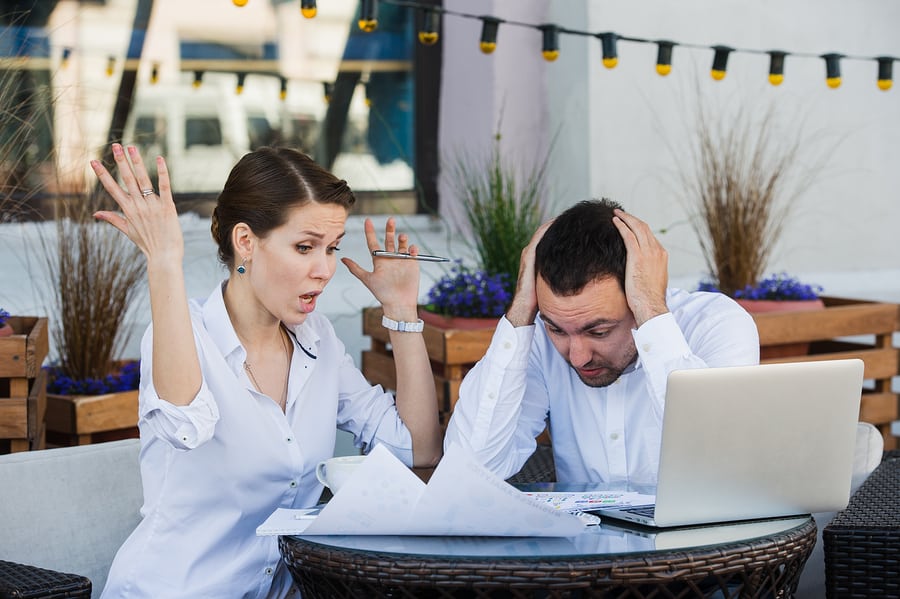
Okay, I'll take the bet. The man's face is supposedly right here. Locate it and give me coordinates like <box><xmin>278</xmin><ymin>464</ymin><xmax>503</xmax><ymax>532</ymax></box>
<box><xmin>536</xmin><ymin>275</ymin><xmax>638</xmax><ymax>388</ymax></box>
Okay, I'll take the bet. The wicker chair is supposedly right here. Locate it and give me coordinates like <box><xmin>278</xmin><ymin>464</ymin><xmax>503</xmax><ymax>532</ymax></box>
<box><xmin>506</xmin><ymin>443</ymin><xmax>557</xmax><ymax>484</ymax></box>
<box><xmin>823</xmin><ymin>450</ymin><xmax>900</xmax><ymax>598</ymax></box>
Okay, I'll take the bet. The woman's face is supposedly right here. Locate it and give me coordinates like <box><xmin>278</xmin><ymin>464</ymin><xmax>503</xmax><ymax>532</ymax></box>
<box><xmin>249</xmin><ymin>202</ymin><xmax>348</xmax><ymax>327</ymax></box>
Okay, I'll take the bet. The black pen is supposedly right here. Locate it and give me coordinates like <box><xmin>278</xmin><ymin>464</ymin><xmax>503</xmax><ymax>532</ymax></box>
<box><xmin>371</xmin><ymin>250</ymin><xmax>451</xmax><ymax>263</ymax></box>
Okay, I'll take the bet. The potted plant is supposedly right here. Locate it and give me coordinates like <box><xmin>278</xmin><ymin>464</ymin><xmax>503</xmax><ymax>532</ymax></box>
<box><xmin>698</xmin><ymin>272</ymin><xmax>825</xmax><ymax>313</ymax></box>
<box><xmin>420</xmin><ymin>128</ymin><xmax>551</xmax><ymax>325</ymax></box>
<box><xmin>38</xmin><ymin>180</ymin><xmax>146</xmax><ymax>445</ymax></box>
<box><xmin>677</xmin><ymin>94</ymin><xmax>830</xmax><ymax>300</ymax></box>
<box><xmin>420</xmin><ymin>262</ymin><xmax>512</xmax><ymax>329</ymax></box>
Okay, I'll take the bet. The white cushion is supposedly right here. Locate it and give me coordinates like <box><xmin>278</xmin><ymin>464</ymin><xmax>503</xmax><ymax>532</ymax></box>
<box><xmin>0</xmin><ymin>439</ymin><xmax>143</xmax><ymax>598</ymax></box>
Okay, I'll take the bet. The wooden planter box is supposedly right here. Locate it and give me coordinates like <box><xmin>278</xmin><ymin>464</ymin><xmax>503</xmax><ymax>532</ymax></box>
<box><xmin>45</xmin><ymin>389</ymin><xmax>140</xmax><ymax>447</ymax></box>
<box><xmin>0</xmin><ymin>316</ymin><xmax>50</xmax><ymax>453</ymax></box>
<box><xmin>361</xmin><ymin>307</ymin><xmax>494</xmax><ymax>428</ymax></box>
<box><xmin>362</xmin><ymin>298</ymin><xmax>900</xmax><ymax>448</ymax></box>
<box><xmin>751</xmin><ymin>296</ymin><xmax>900</xmax><ymax>450</ymax></box>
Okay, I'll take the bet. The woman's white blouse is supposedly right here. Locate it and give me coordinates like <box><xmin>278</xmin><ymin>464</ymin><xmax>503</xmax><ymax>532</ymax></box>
<box><xmin>101</xmin><ymin>282</ymin><xmax>412</xmax><ymax>598</ymax></box>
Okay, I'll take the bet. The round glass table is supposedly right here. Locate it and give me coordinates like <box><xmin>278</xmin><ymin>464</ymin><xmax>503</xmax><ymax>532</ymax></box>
<box><xmin>279</xmin><ymin>513</ymin><xmax>816</xmax><ymax>597</ymax></box>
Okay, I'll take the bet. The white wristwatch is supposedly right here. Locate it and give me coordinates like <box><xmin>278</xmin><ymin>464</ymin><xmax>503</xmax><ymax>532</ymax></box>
<box><xmin>381</xmin><ymin>315</ymin><xmax>425</xmax><ymax>333</ymax></box>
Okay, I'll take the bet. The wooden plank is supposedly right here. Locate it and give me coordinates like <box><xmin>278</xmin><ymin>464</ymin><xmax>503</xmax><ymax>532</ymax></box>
<box><xmin>753</xmin><ymin>302</ymin><xmax>898</xmax><ymax>345</ymax></box>
<box><xmin>0</xmin><ymin>317</ymin><xmax>49</xmax><ymax>378</ymax></box>
<box><xmin>361</xmin><ymin>350</ymin><xmax>397</xmax><ymax>392</ymax></box>
<box><xmin>859</xmin><ymin>392</ymin><xmax>898</xmax><ymax>425</ymax></box>
<box><xmin>363</xmin><ymin>306</ymin><xmax>494</xmax><ymax>365</ymax></box>
<box><xmin>761</xmin><ymin>346</ymin><xmax>898</xmax><ymax>379</ymax></box>
<box><xmin>27</xmin><ymin>370</ymin><xmax>47</xmax><ymax>441</ymax></box>
<box><xmin>46</xmin><ymin>390</ymin><xmax>139</xmax><ymax>435</ymax></box>
<box><xmin>0</xmin><ymin>398</ymin><xmax>27</xmax><ymax>437</ymax></box>
<box><xmin>443</xmin><ymin>329</ymin><xmax>494</xmax><ymax>364</ymax></box>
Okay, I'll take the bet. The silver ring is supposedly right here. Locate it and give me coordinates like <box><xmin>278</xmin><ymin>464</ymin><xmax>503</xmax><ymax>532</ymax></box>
<box><xmin>140</xmin><ymin>188</ymin><xmax>155</xmax><ymax>197</ymax></box>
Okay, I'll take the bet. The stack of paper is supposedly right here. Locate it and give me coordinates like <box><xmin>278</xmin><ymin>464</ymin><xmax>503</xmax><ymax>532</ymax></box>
<box><xmin>258</xmin><ymin>443</ymin><xmax>586</xmax><ymax>537</ymax></box>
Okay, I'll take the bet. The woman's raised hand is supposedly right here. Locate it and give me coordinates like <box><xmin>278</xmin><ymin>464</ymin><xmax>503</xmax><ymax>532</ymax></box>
<box><xmin>91</xmin><ymin>143</ymin><xmax>184</xmax><ymax>264</ymax></box>
<box><xmin>342</xmin><ymin>217</ymin><xmax>421</xmax><ymax>318</ymax></box>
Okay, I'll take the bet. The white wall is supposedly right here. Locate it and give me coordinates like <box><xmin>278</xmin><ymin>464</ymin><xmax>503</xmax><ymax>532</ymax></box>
<box><xmin>440</xmin><ymin>0</ymin><xmax>900</xmax><ymax>298</ymax></box>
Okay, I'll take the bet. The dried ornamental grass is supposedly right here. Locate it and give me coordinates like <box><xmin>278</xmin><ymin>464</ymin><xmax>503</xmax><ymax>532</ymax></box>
<box><xmin>42</xmin><ymin>191</ymin><xmax>145</xmax><ymax>384</ymax></box>
<box><xmin>681</xmin><ymin>101</ymin><xmax>825</xmax><ymax>297</ymax></box>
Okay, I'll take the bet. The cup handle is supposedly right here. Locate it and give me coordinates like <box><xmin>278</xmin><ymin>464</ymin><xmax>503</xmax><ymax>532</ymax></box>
<box><xmin>315</xmin><ymin>461</ymin><xmax>329</xmax><ymax>488</ymax></box>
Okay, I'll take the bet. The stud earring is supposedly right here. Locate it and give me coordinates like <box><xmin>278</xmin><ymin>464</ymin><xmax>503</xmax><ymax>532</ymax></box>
<box><xmin>236</xmin><ymin>258</ymin><xmax>247</xmax><ymax>274</ymax></box>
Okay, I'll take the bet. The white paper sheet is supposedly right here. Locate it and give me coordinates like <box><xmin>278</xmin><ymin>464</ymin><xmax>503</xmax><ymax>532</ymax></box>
<box><xmin>257</xmin><ymin>443</ymin><xmax>586</xmax><ymax>537</ymax></box>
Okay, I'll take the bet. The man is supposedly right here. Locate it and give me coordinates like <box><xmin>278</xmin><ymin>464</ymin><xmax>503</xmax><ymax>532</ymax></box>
<box><xmin>444</xmin><ymin>199</ymin><xmax>759</xmax><ymax>485</ymax></box>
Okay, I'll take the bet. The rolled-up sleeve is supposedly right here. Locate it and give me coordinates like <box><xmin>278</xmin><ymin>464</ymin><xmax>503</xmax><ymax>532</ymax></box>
<box><xmin>136</xmin><ymin>323</ymin><xmax>220</xmax><ymax>450</ymax></box>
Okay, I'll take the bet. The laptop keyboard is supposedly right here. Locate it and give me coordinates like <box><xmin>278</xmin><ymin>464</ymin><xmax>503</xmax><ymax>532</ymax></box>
<box><xmin>622</xmin><ymin>505</ymin><xmax>656</xmax><ymax>518</ymax></box>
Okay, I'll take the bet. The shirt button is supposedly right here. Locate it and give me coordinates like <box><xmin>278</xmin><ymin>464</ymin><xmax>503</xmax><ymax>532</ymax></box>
<box><xmin>181</xmin><ymin>436</ymin><xmax>188</xmax><ymax>442</ymax></box>
<box><xmin>642</xmin><ymin>343</ymin><xmax>652</xmax><ymax>352</ymax></box>
<box><xmin>503</xmin><ymin>341</ymin><xmax>512</xmax><ymax>349</ymax></box>
<box><xmin>286</xmin><ymin>437</ymin><xmax>293</xmax><ymax>443</ymax></box>
<box><xmin>265</xmin><ymin>567</ymin><xmax>273</xmax><ymax>575</ymax></box>
<box><xmin>289</xmin><ymin>480</ymin><xmax>298</xmax><ymax>488</ymax></box>
<box><xmin>610</xmin><ymin>432</ymin><xmax>620</xmax><ymax>441</ymax></box>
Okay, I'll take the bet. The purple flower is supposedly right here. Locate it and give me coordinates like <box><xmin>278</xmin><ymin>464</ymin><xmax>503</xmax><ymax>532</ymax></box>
<box><xmin>44</xmin><ymin>360</ymin><xmax>141</xmax><ymax>395</ymax></box>
<box><xmin>698</xmin><ymin>273</ymin><xmax>822</xmax><ymax>301</ymax></box>
<box><xmin>0</xmin><ymin>308</ymin><xmax>9</xmax><ymax>328</ymax></box>
<box><xmin>423</xmin><ymin>262</ymin><xmax>513</xmax><ymax>318</ymax></box>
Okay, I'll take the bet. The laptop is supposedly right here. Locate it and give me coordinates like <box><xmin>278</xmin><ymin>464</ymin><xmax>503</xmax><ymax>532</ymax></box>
<box><xmin>597</xmin><ymin>359</ymin><xmax>864</xmax><ymax>528</ymax></box>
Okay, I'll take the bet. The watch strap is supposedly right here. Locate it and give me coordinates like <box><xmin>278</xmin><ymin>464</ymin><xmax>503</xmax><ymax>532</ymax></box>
<box><xmin>381</xmin><ymin>314</ymin><xmax>425</xmax><ymax>333</ymax></box>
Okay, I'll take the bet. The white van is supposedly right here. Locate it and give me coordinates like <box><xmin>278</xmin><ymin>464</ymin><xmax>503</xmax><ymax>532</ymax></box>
<box><xmin>124</xmin><ymin>75</ymin><xmax>279</xmax><ymax>193</ymax></box>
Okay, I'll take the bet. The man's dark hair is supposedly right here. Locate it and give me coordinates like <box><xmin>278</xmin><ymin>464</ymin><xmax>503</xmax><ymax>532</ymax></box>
<box><xmin>535</xmin><ymin>198</ymin><xmax>626</xmax><ymax>295</ymax></box>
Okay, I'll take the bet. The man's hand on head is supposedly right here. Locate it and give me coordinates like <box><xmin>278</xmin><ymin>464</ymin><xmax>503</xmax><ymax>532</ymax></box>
<box><xmin>611</xmin><ymin>209</ymin><xmax>669</xmax><ymax>327</ymax></box>
<box><xmin>506</xmin><ymin>219</ymin><xmax>555</xmax><ymax>327</ymax></box>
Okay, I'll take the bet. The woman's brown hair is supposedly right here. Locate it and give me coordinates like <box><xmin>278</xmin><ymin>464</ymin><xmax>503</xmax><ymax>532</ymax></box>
<box><xmin>210</xmin><ymin>147</ymin><xmax>355</xmax><ymax>266</ymax></box>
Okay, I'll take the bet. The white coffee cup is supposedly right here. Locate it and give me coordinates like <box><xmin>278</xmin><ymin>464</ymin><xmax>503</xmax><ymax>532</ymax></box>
<box><xmin>315</xmin><ymin>455</ymin><xmax>367</xmax><ymax>494</ymax></box>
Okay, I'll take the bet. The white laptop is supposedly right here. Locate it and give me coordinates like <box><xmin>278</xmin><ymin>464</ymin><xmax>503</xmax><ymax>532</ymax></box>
<box><xmin>597</xmin><ymin>359</ymin><xmax>864</xmax><ymax>528</ymax></box>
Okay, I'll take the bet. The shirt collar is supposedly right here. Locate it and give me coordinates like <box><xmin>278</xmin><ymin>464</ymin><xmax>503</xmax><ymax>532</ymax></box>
<box><xmin>201</xmin><ymin>280</ymin><xmax>323</xmax><ymax>361</ymax></box>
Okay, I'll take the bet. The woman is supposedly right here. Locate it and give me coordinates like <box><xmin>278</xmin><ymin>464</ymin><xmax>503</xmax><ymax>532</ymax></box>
<box><xmin>91</xmin><ymin>143</ymin><xmax>442</xmax><ymax>598</ymax></box>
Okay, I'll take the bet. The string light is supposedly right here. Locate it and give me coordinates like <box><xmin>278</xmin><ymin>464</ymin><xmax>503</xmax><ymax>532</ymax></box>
<box><xmin>876</xmin><ymin>56</ymin><xmax>893</xmax><ymax>91</ymax></box>
<box><xmin>323</xmin><ymin>81</ymin><xmax>333</xmax><ymax>103</ymax></box>
<box><xmin>358</xmin><ymin>0</ymin><xmax>378</xmax><ymax>32</ymax></box>
<box><xmin>597</xmin><ymin>32</ymin><xmax>618</xmax><ymax>69</ymax></box>
<box><xmin>710</xmin><ymin>46</ymin><xmax>732</xmax><ymax>80</ymax></box>
<box><xmin>479</xmin><ymin>17</ymin><xmax>501</xmax><ymax>54</ymax></box>
<box><xmin>279</xmin><ymin>77</ymin><xmax>287</xmax><ymax>100</ymax></box>
<box><xmin>192</xmin><ymin>70</ymin><xmax>203</xmax><ymax>88</ymax></box>
<box><xmin>656</xmin><ymin>41</ymin><xmax>674</xmax><ymax>76</ymax></box>
<box><xmin>364</xmin><ymin>82</ymin><xmax>372</xmax><ymax>107</ymax></box>
<box><xmin>418</xmin><ymin>8</ymin><xmax>440</xmax><ymax>45</ymax></box>
<box><xmin>823</xmin><ymin>53</ymin><xmax>842</xmax><ymax>88</ymax></box>
<box><xmin>767</xmin><ymin>51</ymin><xmax>786</xmax><ymax>86</ymax></box>
<box><xmin>539</xmin><ymin>25</ymin><xmax>560</xmax><ymax>62</ymax></box>
<box><xmin>43</xmin><ymin>1</ymin><xmax>890</xmax><ymax>94</ymax></box>
<box><xmin>235</xmin><ymin>72</ymin><xmax>246</xmax><ymax>94</ymax></box>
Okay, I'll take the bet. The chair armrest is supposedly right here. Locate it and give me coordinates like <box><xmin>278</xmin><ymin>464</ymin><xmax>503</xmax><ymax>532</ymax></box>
<box><xmin>823</xmin><ymin>454</ymin><xmax>900</xmax><ymax>598</ymax></box>
<box><xmin>0</xmin><ymin>560</ymin><xmax>92</xmax><ymax>599</ymax></box>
